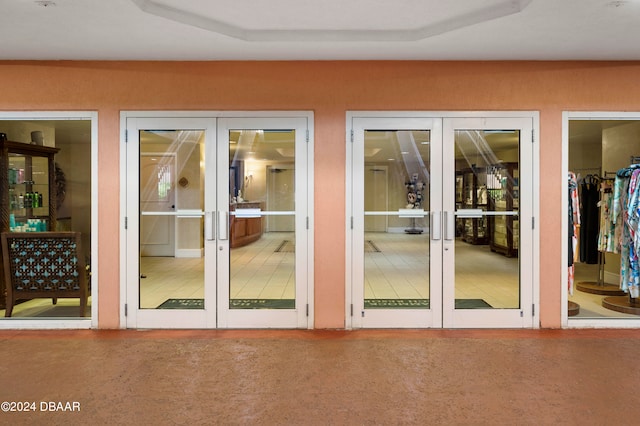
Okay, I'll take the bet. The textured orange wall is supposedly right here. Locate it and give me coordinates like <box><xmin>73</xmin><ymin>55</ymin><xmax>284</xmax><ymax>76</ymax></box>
<box><xmin>2</xmin><ymin>60</ymin><xmax>640</xmax><ymax>328</ymax></box>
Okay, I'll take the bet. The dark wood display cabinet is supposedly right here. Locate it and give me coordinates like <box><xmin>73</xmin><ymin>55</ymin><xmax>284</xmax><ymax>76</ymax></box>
<box><xmin>460</xmin><ymin>167</ymin><xmax>488</xmax><ymax>245</ymax></box>
<box><xmin>0</xmin><ymin>139</ymin><xmax>60</xmax><ymax>308</ymax></box>
<box><xmin>488</xmin><ymin>162</ymin><xmax>519</xmax><ymax>257</ymax></box>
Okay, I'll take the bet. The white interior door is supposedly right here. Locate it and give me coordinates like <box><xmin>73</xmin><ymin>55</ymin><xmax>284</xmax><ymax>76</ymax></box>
<box><xmin>348</xmin><ymin>113</ymin><xmax>535</xmax><ymax>329</ymax></box>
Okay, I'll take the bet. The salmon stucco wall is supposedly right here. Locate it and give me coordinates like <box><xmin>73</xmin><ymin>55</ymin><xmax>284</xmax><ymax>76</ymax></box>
<box><xmin>2</xmin><ymin>60</ymin><xmax>640</xmax><ymax>328</ymax></box>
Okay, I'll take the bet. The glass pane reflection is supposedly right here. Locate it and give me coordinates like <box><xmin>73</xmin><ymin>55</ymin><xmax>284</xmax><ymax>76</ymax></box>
<box><xmin>364</xmin><ymin>130</ymin><xmax>430</xmax><ymax>309</ymax></box>
<box><xmin>139</xmin><ymin>130</ymin><xmax>205</xmax><ymax>309</ymax></box>
<box><xmin>229</xmin><ymin>130</ymin><xmax>296</xmax><ymax>309</ymax></box>
<box><xmin>454</xmin><ymin>129</ymin><xmax>520</xmax><ymax>309</ymax></box>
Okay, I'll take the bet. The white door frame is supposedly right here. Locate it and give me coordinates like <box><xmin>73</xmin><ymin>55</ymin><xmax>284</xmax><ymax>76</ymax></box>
<box><xmin>346</xmin><ymin>111</ymin><xmax>540</xmax><ymax>329</ymax></box>
<box><xmin>348</xmin><ymin>116</ymin><xmax>443</xmax><ymax>328</ymax></box>
<box><xmin>123</xmin><ymin>117</ymin><xmax>216</xmax><ymax>329</ymax></box>
<box><xmin>442</xmin><ymin>116</ymin><xmax>534</xmax><ymax>328</ymax></box>
<box><xmin>120</xmin><ymin>111</ymin><xmax>314</xmax><ymax>329</ymax></box>
<box><xmin>0</xmin><ymin>111</ymin><xmax>98</xmax><ymax>330</ymax></box>
<box><xmin>562</xmin><ymin>111</ymin><xmax>640</xmax><ymax>329</ymax></box>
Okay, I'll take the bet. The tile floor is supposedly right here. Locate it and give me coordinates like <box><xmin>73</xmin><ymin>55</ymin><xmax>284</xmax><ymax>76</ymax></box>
<box><xmin>2</xmin><ymin>231</ymin><xmax>637</xmax><ymax>321</ymax></box>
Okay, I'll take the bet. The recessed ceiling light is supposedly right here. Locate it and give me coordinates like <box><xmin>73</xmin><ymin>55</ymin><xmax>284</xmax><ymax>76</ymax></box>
<box><xmin>35</xmin><ymin>1</ymin><xmax>56</xmax><ymax>7</ymax></box>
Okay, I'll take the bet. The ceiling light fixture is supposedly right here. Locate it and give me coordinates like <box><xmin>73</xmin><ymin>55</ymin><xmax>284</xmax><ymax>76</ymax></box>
<box><xmin>35</xmin><ymin>1</ymin><xmax>56</xmax><ymax>6</ymax></box>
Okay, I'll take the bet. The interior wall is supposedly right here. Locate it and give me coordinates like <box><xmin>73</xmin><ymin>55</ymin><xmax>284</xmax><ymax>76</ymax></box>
<box><xmin>176</xmin><ymin>139</ymin><xmax>202</xmax><ymax>254</ymax></box>
<box><xmin>0</xmin><ymin>121</ymin><xmax>55</xmax><ymax>147</ymax></box>
<box><xmin>56</xmin><ymin>138</ymin><xmax>91</xmax><ymax>259</ymax></box>
<box><xmin>569</xmin><ymin>141</ymin><xmax>602</xmax><ymax>173</ymax></box>
<box><xmin>3</xmin><ymin>61</ymin><xmax>640</xmax><ymax>328</ymax></box>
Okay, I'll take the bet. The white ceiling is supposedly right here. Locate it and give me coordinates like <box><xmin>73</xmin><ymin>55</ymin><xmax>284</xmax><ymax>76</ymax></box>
<box><xmin>1</xmin><ymin>0</ymin><xmax>640</xmax><ymax>60</ymax></box>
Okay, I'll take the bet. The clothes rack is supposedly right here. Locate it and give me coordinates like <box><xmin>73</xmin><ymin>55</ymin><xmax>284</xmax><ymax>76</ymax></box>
<box><xmin>601</xmin><ymin>156</ymin><xmax>640</xmax><ymax>315</ymax></box>
<box><xmin>576</xmin><ymin>174</ymin><xmax>625</xmax><ymax>295</ymax></box>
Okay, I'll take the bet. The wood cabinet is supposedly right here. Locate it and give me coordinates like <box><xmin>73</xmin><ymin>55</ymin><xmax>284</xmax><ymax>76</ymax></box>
<box><xmin>488</xmin><ymin>162</ymin><xmax>519</xmax><ymax>257</ymax></box>
<box><xmin>0</xmin><ymin>139</ymin><xmax>60</xmax><ymax>307</ymax></box>
<box><xmin>230</xmin><ymin>202</ymin><xmax>264</xmax><ymax>248</ymax></box>
<box><xmin>460</xmin><ymin>167</ymin><xmax>488</xmax><ymax>245</ymax></box>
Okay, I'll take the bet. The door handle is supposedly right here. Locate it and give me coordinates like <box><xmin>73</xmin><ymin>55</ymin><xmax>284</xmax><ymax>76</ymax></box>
<box><xmin>431</xmin><ymin>211</ymin><xmax>441</xmax><ymax>240</ymax></box>
<box><xmin>218</xmin><ymin>211</ymin><xmax>229</xmax><ymax>240</ymax></box>
<box><xmin>204</xmin><ymin>211</ymin><xmax>215</xmax><ymax>241</ymax></box>
<box><xmin>444</xmin><ymin>211</ymin><xmax>455</xmax><ymax>241</ymax></box>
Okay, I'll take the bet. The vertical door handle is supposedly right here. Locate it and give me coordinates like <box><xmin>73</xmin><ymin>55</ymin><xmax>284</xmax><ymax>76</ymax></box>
<box><xmin>444</xmin><ymin>211</ymin><xmax>455</xmax><ymax>241</ymax></box>
<box><xmin>204</xmin><ymin>211</ymin><xmax>215</xmax><ymax>241</ymax></box>
<box><xmin>218</xmin><ymin>211</ymin><xmax>229</xmax><ymax>240</ymax></box>
<box><xmin>431</xmin><ymin>211</ymin><xmax>441</xmax><ymax>240</ymax></box>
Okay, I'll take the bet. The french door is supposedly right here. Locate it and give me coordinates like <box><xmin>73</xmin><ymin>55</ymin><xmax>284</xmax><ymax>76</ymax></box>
<box><xmin>348</xmin><ymin>113</ymin><xmax>535</xmax><ymax>328</ymax></box>
<box><xmin>124</xmin><ymin>114</ymin><xmax>312</xmax><ymax>329</ymax></box>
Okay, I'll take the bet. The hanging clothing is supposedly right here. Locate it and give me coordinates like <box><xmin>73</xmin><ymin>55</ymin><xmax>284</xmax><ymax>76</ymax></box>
<box><xmin>614</xmin><ymin>164</ymin><xmax>640</xmax><ymax>294</ymax></box>
<box><xmin>597</xmin><ymin>180</ymin><xmax>615</xmax><ymax>253</ymax></box>
<box><xmin>624</xmin><ymin>168</ymin><xmax>640</xmax><ymax>296</ymax></box>
<box><xmin>611</xmin><ymin>174</ymin><xmax>629</xmax><ymax>255</ymax></box>
<box><xmin>579</xmin><ymin>175</ymin><xmax>600</xmax><ymax>264</ymax></box>
<box><xmin>568</xmin><ymin>172</ymin><xmax>580</xmax><ymax>295</ymax></box>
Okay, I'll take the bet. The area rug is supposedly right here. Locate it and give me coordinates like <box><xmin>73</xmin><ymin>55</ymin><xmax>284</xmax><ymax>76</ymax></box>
<box><xmin>157</xmin><ymin>298</ymin><xmax>296</xmax><ymax>309</ymax></box>
<box><xmin>275</xmin><ymin>240</ymin><xmax>380</xmax><ymax>253</ymax></box>
<box><xmin>230</xmin><ymin>299</ymin><xmax>295</xmax><ymax>309</ymax></box>
<box><xmin>157</xmin><ymin>298</ymin><xmax>204</xmax><ymax>309</ymax></box>
<box><xmin>455</xmin><ymin>299</ymin><xmax>492</xmax><ymax>309</ymax></box>
<box><xmin>364</xmin><ymin>299</ymin><xmax>492</xmax><ymax>309</ymax></box>
<box><xmin>365</xmin><ymin>299</ymin><xmax>430</xmax><ymax>308</ymax></box>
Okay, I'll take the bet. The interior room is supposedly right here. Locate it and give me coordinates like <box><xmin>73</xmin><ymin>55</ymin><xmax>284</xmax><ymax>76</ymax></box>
<box><xmin>0</xmin><ymin>119</ymin><xmax>92</xmax><ymax>318</ymax></box>
<box><xmin>361</xmin><ymin>128</ymin><xmax>521</xmax><ymax>310</ymax></box>
<box><xmin>568</xmin><ymin>119</ymin><xmax>640</xmax><ymax>319</ymax></box>
<box><xmin>139</xmin><ymin>128</ymin><xmax>298</xmax><ymax>310</ymax></box>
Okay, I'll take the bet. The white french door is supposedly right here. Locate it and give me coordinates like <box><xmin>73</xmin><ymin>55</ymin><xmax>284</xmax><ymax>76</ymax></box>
<box><xmin>348</xmin><ymin>113</ymin><xmax>536</xmax><ymax>329</ymax></box>
<box><xmin>216</xmin><ymin>118</ymin><xmax>311</xmax><ymax>328</ymax></box>
<box><xmin>123</xmin><ymin>114</ymin><xmax>312</xmax><ymax>329</ymax></box>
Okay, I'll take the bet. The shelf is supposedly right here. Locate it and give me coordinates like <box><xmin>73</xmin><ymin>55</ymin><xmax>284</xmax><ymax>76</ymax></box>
<box><xmin>488</xmin><ymin>162</ymin><xmax>518</xmax><ymax>257</ymax></box>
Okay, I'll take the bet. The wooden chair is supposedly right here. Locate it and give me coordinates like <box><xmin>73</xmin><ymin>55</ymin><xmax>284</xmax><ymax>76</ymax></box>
<box><xmin>1</xmin><ymin>232</ymin><xmax>88</xmax><ymax>317</ymax></box>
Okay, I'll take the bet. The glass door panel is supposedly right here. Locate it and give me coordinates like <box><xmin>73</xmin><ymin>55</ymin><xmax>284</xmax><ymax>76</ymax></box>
<box><xmin>364</xmin><ymin>130</ymin><xmax>430</xmax><ymax>309</ymax></box>
<box><xmin>228</xmin><ymin>130</ymin><xmax>296</xmax><ymax>310</ymax></box>
<box><xmin>453</xmin><ymin>129</ymin><xmax>520</xmax><ymax>308</ymax></box>
<box><xmin>139</xmin><ymin>131</ymin><xmax>205</xmax><ymax>309</ymax></box>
